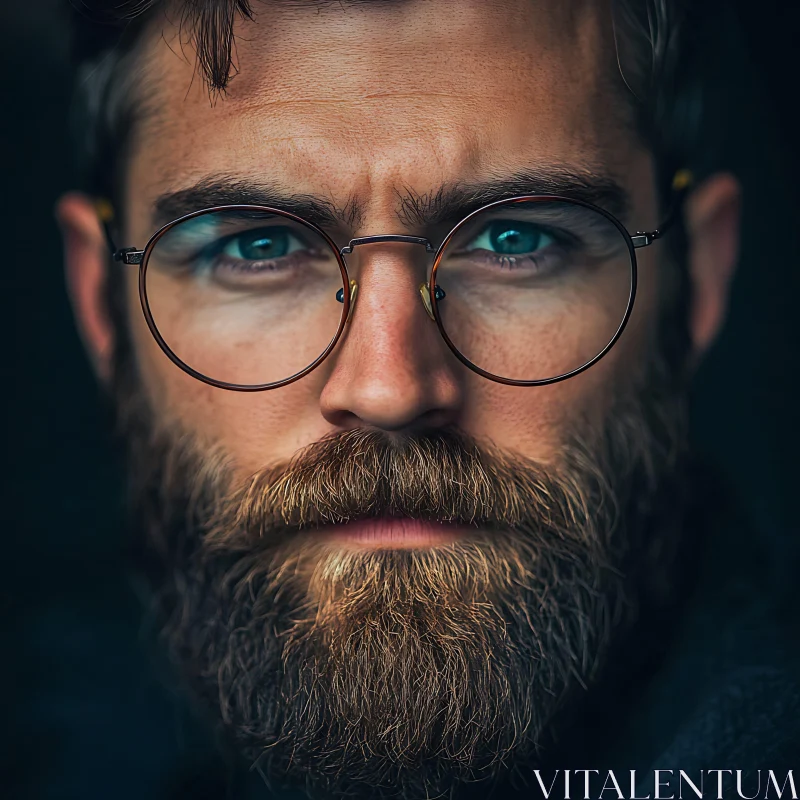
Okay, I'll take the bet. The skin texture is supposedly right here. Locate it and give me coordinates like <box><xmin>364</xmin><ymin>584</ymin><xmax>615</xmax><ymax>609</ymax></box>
<box><xmin>59</xmin><ymin>0</ymin><xmax>740</xmax><ymax>486</ymax></box>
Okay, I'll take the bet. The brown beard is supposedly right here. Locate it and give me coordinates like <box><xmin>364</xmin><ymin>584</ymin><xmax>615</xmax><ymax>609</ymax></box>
<box><xmin>111</xmin><ymin>298</ymin><xmax>688</xmax><ymax>797</ymax></box>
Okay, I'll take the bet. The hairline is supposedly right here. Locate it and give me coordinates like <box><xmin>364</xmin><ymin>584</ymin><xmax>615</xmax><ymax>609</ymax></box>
<box><xmin>75</xmin><ymin>0</ymin><xmax>678</xmax><ymax>217</ymax></box>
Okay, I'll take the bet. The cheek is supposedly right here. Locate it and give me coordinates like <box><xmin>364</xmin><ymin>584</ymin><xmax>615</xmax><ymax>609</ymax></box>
<box><xmin>616</xmin><ymin>243</ymin><xmax>662</xmax><ymax>357</ymax></box>
<box><xmin>456</xmin><ymin>253</ymin><xmax>660</xmax><ymax>464</ymax></box>
<box><xmin>125</xmin><ymin>270</ymin><xmax>335</xmax><ymax>474</ymax></box>
<box><xmin>457</xmin><ymin>364</ymin><xmax>613</xmax><ymax>464</ymax></box>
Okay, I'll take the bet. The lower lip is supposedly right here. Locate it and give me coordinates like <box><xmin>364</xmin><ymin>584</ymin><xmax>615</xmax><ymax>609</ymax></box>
<box><xmin>320</xmin><ymin>518</ymin><xmax>467</xmax><ymax>549</ymax></box>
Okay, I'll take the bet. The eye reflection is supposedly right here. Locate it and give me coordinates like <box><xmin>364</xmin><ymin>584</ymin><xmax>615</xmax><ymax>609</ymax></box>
<box><xmin>465</xmin><ymin>219</ymin><xmax>554</xmax><ymax>256</ymax></box>
<box><xmin>221</xmin><ymin>226</ymin><xmax>306</xmax><ymax>262</ymax></box>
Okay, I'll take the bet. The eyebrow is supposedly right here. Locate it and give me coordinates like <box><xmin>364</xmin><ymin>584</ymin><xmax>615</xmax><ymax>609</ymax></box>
<box><xmin>150</xmin><ymin>166</ymin><xmax>632</xmax><ymax>235</ymax></box>
<box><xmin>397</xmin><ymin>168</ymin><xmax>632</xmax><ymax>230</ymax></box>
<box><xmin>152</xmin><ymin>178</ymin><xmax>359</xmax><ymax>230</ymax></box>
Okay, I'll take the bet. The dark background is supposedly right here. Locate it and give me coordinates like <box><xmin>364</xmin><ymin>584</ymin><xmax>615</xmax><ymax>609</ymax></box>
<box><xmin>2</xmin><ymin>1</ymin><xmax>799</xmax><ymax>798</ymax></box>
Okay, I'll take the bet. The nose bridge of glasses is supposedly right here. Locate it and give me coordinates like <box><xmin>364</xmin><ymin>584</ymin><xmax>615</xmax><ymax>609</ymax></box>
<box><xmin>339</xmin><ymin>234</ymin><xmax>436</xmax><ymax>255</ymax></box>
<box><xmin>336</xmin><ymin>235</ymin><xmax>441</xmax><ymax>323</ymax></box>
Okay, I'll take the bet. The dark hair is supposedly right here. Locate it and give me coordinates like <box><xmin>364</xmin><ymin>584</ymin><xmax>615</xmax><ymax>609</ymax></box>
<box><xmin>68</xmin><ymin>0</ymin><xmax>703</xmax><ymax>211</ymax></box>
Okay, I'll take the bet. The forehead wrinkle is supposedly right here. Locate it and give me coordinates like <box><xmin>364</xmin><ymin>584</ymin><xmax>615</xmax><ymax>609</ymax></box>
<box><xmin>146</xmin><ymin>0</ymin><xmax>621</xmax><ymax>116</ymax></box>
<box><xmin>134</xmin><ymin>0</ymin><xmax>623</xmax><ymax>136</ymax></box>
<box><xmin>124</xmin><ymin>0</ymin><xmax>640</xmax><ymax>235</ymax></box>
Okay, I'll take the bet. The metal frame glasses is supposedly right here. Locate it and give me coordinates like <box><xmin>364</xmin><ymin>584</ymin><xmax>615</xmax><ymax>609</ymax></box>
<box><xmin>97</xmin><ymin>169</ymin><xmax>693</xmax><ymax>391</ymax></box>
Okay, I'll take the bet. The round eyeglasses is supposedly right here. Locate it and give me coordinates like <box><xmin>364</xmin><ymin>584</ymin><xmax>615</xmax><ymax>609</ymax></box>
<box><xmin>97</xmin><ymin>171</ymin><xmax>692</xmax><ymax>391</ymax></box>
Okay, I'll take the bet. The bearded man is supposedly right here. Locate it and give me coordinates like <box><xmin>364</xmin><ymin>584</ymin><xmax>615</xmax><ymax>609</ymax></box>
<box><xmin>57</xmin><ymin>0</ymin><xmax>799</xmax><ymax>797</ymax></box>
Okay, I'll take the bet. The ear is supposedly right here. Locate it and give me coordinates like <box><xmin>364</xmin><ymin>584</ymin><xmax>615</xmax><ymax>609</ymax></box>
<box><xmin>684</xmin><ymin>172</ymin><xmax>742</xmax><ymax>365</ymax></box>
<box><xmin>56</xmin><ymin>192</ymin><xmax>116</xmax><ymax>384</ymax></box>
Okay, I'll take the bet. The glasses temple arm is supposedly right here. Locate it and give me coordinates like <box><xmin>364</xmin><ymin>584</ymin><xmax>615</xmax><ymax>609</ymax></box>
<box><xmin>93</xmin><ymin>199</ymin><xmax>144</xmax><ymax>264</ymax></box>
<box><xmin>631</xmin><ymin>169</ymin><xmax>694</xmax><ymax>249</ymax></box>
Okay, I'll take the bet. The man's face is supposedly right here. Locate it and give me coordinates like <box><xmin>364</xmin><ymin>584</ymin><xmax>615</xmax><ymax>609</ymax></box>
<box><xmin>122</xmin><ymin>0</ymin><xmax>660</xmax><ymax>471</ymax></box>
<box><xmin>60</xmin><ymin>0</ymin><xmax>740</xmax><ymax>796</ymax></box>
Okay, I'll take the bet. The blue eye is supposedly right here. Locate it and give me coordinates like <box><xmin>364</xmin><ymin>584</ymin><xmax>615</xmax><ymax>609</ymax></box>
<box><xmin>467</xmin><ymin>220</ymin><xmax>554</xmax><ymax>256</ymax></box>
<box><xmin>222</xmin><ymin>227</ymin><xmax>302</xmax><ymax>261</ymax></box>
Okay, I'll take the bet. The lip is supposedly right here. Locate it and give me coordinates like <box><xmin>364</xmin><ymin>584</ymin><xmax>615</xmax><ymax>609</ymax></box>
<box><xmin>317</xmin><ymin>517</ymin><xmax>468</xmax><ymax>549</ymax></box>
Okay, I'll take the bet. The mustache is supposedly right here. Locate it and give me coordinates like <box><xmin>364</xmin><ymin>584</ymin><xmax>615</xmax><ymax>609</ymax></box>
<box><xmin>142</xmin><ymin>424</ymin><xmax>639</xmax><ymax>794</ymax></box>
<box><xmin>196</xmin><ymin>426</ymin><xmax>618</xmax><ymax>551</ymax></box>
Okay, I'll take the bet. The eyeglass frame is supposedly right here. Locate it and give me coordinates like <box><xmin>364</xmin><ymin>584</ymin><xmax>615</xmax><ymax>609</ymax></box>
<box><xmin>96</xmin><ymin>169</ymin><xmax>693</xmax><ymax>392</ymax></box>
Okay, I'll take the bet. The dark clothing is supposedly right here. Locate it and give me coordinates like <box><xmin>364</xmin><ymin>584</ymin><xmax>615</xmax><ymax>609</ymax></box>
<box><xmin>567</xmin><ymin>461</ymin><xmax>800</xmax><ymax>775</ymax></box>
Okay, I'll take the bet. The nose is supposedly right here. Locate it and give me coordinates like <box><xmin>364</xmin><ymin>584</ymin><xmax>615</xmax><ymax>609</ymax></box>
<box><xmin>319</xmin><ymin>245</ymin><xmax>463</xmax><ymax>433</ymax></box>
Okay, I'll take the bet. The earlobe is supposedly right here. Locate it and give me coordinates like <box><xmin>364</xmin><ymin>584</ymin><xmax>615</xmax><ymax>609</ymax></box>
<box><xmin>685</xmin><ymin>173</ymin><xmax>742</xmax><ymax>365</ymax></box>
<box><xmin>56</xmin><ymin>192</ymin><xmax>116</xmax><ymax>384</ymax></box>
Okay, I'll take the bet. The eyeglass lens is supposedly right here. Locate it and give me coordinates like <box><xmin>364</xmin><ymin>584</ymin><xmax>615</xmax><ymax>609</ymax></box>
<box><xmin>144</xmin><ymin>208</ymin><xmax>347</xmax><ymax>387</ymax></box>
<box><xmin>433</xmin><ymin>199</ymin><xmax>634</xmax><ymax>382</ymax></box>
<box><xmin>142</xmin><ymin>200</ymin><xmax>634</xmax><ymax>388</ymax></box>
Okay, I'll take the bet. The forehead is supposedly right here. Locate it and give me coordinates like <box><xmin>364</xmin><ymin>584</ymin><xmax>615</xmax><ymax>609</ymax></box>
<box><xmin>126</xmin><ymin>0</ymin><xmax>641</xmax><ymax>221</ymax></box>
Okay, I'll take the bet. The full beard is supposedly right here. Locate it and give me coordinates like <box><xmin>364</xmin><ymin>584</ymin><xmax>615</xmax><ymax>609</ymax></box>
<box><xmin>113</xmin><ymin>334</ymin><xmax>688</xmax><ymax>798</ymax></box>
